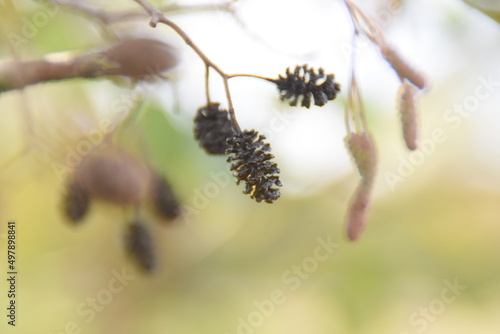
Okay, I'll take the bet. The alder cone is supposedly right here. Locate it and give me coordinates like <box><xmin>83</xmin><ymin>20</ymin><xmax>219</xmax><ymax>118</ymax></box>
<box><xmin>63</xmin><ymin>179</ymin><xmax>90</xmax><ymax>223</ymax></box>
<box><xmin>226</xmin><ymin>130</ymin><xmax>282</xmax><ymax>203</ymax></box>
<box><xmin>194</xmin><ymin>103</ymin><xmax>233</xmax><ymax>154</ymax></box>
<box><xmin>275</xmin><ymin>65</ymin><xmax>341</xmax><ymax>108</ymax></box>
<box><xmin>125</xmin><ymin>221</ymin><xmax>156</xmax><ymax>272</ymax></box>
<box><xmin>150</xmin><ymin>173</ymin><xmax>181</xmax><ymax>222</ymax></box>
<box><xmin>104</xmin><ymin>38</ymin><xmax>177</xmax><ymax>79</ymax></box>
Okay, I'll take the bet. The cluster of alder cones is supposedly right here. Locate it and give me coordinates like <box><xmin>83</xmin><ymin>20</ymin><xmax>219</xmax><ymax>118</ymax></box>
<box><xmin>55</xmin><ymin>0</ymin><xmax>428</xmax><ymax>272</ymax></box>
<box><xmin>61</xmin><ymin>63</ymin><xmax>342</xmax><ymax>272</ymax></box>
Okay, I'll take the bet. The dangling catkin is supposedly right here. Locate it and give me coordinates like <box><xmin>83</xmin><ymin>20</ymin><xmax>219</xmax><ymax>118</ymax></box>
<box><xmin>398</xmin><ymin>81</ymin><xmax>419</xmax><ymax>150</ymax></box>
<box><xmin>344</xmin><ymin>132</ymin><xmax>378</xmax><ymax>240</ymax></box>
<box><xmin>346</xmin><ymin>183</ymin><xmax>371</xmax><ymax>241</ymax></box>
<box><xmin>344</xmin><ymin>132</ymin><xmax>377</xmax><ymax>187</ymax></box>
<box><xmin>381</xmin><ymin>46</ymin><xmax>427</xmax><ymax>90</ymax></box>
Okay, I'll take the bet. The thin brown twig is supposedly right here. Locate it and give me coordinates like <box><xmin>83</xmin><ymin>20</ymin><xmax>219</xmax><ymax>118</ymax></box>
<box><xmin>228</xmin><ymin>73</ymin><xmax>275</xmax><ymax>82</ymax></box>
<box><xmin>132</xmin><ymin>0</ymin><xmax>244</xmax><ymax>132</ymax></box>
<box><xmin>48</xmin><ymin>0</ymin><xmax>236</xmax><ymax>24</ymax></box>
<box><xmin>205</xmin><ymin>65</ymin><xmax>211</xmax><ymax>104</ymax></box>
<box><xmin>343</xmin><ymin>0</ymin><xmax>427</xmax><ymax>89</ymax></box>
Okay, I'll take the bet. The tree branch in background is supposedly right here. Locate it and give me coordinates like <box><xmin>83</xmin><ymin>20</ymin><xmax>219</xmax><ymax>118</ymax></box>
<box><xmin>0</xmin><ymin>38</ymin><xmax>177</xmax><ymax>93</ymax></box>
<box><xmin>48</xmin><ymin>0</ymin><xmax>237</xmax><ymax>25</ymax></box>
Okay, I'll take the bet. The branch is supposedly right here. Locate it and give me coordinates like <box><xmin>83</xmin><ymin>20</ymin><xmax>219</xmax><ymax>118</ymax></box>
<box><xmin>0</xmin><ymin>38</ymin><xmax>177</xmax><ymax>93</ymax></box>
<box><xmin>343</xmin><ymin>0</ymin><xmax>427</xmax><ymax>89</ymax></box>
<box><xmin>132</xmin><ymin>0</ymin><xmax>241</xmax><ymax>131</ymax></box>
<box><xmin>48</xmin><ymin>0</ymin><xmax>236</xmax><ymax>24</ymax></box>
<box><xmin>0</xmin><ymin>54</ymin><xmax>106</xmax><ymax>93</ymax></box>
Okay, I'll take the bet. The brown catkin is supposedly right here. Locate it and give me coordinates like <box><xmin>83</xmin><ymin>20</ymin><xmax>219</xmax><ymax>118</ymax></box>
<box><xmin>75</xmin><ymin>145</ymin><xmax>151</xmax><ymax>205</ymax></box>
<box><xmin>344</xmin><ymin>132</ymin><xmax>378</xmax><ymax>186</ymax></box>
<box><xmin>344</xmin><ymin>132</ymin><xmax>378</xmax><ymax>241</ymax></box>
<box><xmin>104</xmin><ymin>38</ymin><xmax>177</xmax><ymax>80</ymax></box>
<box><xmin>381</xmin><ymin>46</ymin><xmax>427</xmax><ymax>90</ymax></box>
<box><xmin>398</xmin><ymin>82</ymin><xmax>419</xmax><ymax>150</ymax></box>
<box><xmin>346</xmin><ymin>183</ymin><xmax>371</xmax><ymax>241</ymax></box>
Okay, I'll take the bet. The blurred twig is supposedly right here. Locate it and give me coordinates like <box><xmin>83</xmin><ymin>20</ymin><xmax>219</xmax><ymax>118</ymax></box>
<box><xmin>0</xmin><ymin>38</ymin><xmax>177</xmax><ymax>93</ymax></box>
<box><xmin>47</xmin><ymin>0</ymin><xmax>236</xmax><ymax>24</ymax></box>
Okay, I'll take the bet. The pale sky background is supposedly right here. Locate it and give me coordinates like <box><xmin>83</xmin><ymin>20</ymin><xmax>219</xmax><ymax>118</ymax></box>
<box><xmin>146</xmin><ymin>0</ymin><xmax>500</xmax><ymax>195</ymax></box>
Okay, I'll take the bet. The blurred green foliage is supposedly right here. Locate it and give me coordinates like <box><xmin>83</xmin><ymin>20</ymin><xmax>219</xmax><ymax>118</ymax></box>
<box><xmin>0</xmin><ymin>1</ymin><xmax>500</xmax><ymax>334</ymax></box>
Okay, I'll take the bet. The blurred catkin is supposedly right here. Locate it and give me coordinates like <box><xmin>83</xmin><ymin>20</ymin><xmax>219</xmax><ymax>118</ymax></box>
<box><xmin>398</xmin><ymin>81</ymin><xmax>419</xmax><ymax>150</ymax></box>
<box><xmin>344</xmin><ymin>132</ymin><xmax>377</xmax><ymax>240</ymax></box>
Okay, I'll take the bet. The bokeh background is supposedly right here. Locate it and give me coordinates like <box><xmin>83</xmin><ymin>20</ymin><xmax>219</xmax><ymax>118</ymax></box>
<box><xmin>1</xmin><ymin>0</ymin><xmax>500</xmax><ymax>333</ymax></box>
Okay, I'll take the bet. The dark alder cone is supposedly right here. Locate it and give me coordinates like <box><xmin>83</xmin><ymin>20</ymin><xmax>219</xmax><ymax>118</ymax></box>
<box><xmin>226</xmin><ymin>130</ymin><xmax>282</xmax><ymax>203</ymax></box>
<box><xmin>194</xmin><ymin>103</ymin><xmax>234</xmax><ymax>154</ymax></box>
<box><xmin>63</xmin><ymin>179</ymin><xmax>90</xmax><ymax>223</ymax></box>
<box><xmin>125</xmin><ymin>221</ymin><xmax>156</xmax><ymax>273</ymax></box>
<box><xmin>150</xmin><ymin>174</ymin><xmax>181</xmax><ymax>222</ymax></box>
<box><xmin>275</xmin><ymin>65</ymin><xmax>341</xmax><ymax>108</ymax></box>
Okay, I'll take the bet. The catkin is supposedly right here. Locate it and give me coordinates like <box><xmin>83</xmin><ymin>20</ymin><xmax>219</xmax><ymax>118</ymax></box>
<box><xmin>344</xmin><ymin>132</ymin><xmax>378</xmax><ymax>186</ymax></box>
<box><xmin>381</xmin><ymin>46</ymin><xmax>427</xmax><ymax>90</ymax></box>
<box><xmin>344</xmin><ymin>132</ymin><xmax>378</xmax><ymax>240</ymax></box>
<box><xmin>398</xmin><ymin>82</ymin><xmax>419</xmax><ymax>150</ymax></box>
<box><xmin>75</xmin><ymin>146</ymin><xmax>151</xmax><ymax>205</ymax></box>
<box><xmin>346</xmin><ymin>183</ymin><xmax>371</xmax><ymax>241</ymax></box>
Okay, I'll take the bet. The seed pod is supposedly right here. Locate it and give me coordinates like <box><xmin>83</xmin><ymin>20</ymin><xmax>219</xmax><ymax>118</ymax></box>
<box><xmin>381</xmin><ymin>46</ymin><xmax>427</xmax><ymax>90</ymax></box>
<box><xmin>150</xmin><ymin>173</ymin><xmax>181</xmax><ymax>222</ymax></box>
<box><xmin>226</xmin><ymin>130</ymin><xmax>282</xmax><ymax>203</ymax></box>
<box><xmin>274</xmin><ymin>65</ymin><xmax>341</xmax><ymax>108</ymax></box>
<box><xmin>398</xmin><ymin>81</ymin><xmax>418</xmax><ymax>150</ymax></box>
<box><xmin>75</xmin><ymin>145</ymin><xmax>151</xmax><ymax>205</ymax></box>
<box><xmin>63</xmin><ymin>179</ymin><xmax>90</xmax><ymax>223</ymax></box>
<box><xmin>346</xmin><ymin>184</ymin><xmax>371</xmax><ymax>241</ymax></box>
<box><xmin>194</xmin><ymin>103</ymin><xmax>233</xmax><ymax>154</ymax></box>
<box><xmin>124</xmin><ymin>220</ymin><xmax>156</xmax><ymax>273</ymax></box>
<box><xmin>104</xmin><ymin>38</ymin><xmax>177</xmax><ymax>80</ymax></box>
<box><xmin>344</xmin><ymin>132</ymin><xmax>377</xmax><ymax>186</ymax></box>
